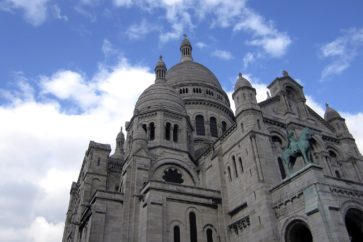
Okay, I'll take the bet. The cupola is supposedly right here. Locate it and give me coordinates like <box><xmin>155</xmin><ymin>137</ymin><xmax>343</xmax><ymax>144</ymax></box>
<box><xmin>180</xmin><ymin>34</ymin><xmax>193</xmax><ymax>62</ymax></box>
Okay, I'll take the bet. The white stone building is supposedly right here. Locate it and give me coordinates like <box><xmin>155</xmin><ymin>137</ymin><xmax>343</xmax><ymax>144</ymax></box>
<box><xmin>63</xmin><ymin>36</ymin><xmax>363</xmax><ymax>242</ymax></box>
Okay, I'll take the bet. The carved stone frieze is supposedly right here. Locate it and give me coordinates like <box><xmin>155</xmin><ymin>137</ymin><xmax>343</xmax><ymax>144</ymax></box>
<box><xmin>329</xmin><ymin>186</ymin><xmax>363</xmax><ymax>198</ymax></box>
<box><xmin>273</xmin><ymin>192</ymin><xmax>304</xmax><ymax>219</ymax></box>
<box><xmin>228</xmin><ymin>215</ymin><xmax>250</xmax><ymax>235</ymax></box>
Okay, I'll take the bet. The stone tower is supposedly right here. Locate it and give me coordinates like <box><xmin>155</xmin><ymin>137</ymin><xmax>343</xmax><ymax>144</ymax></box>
<box><xmin>63</xmin><ymin>37</ymin><xmax>363</xmax><ymax>242</ymax></box>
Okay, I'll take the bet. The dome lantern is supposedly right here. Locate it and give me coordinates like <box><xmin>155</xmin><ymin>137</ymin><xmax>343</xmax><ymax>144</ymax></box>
<box><xmin>180</xmin><ymin>34</ymin><xmax>193</xmax><ymax>62</ymax></box>
<box><xmin>155</xmin><ymin>55</ymin><xmax>167</xmax><ymax>83</ymax></box>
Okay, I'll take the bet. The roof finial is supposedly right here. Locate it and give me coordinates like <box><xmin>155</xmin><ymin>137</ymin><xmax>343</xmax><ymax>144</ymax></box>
<box><xmin>155</xmin><ymin>55</ymin><xmax>167</xmax><ymax>83</ymax></box>
<box><xmin>238</xmin><ymin>72</ymin><xmax>243</xmax><ymax>79</ymax></box>
<box><xmin>283</xmin><ymin>70</ymin><xmax>289</xmax><ymax>77</ymax></box>
<box><xmin>325</xmin><ymin>102</ymin><xmax>329</xmax><ymax>109</ymax></box>
<box><xmin>180</xmin><ymin>35</ymin><xmax>193</xmax><ymax>62</ymax></box>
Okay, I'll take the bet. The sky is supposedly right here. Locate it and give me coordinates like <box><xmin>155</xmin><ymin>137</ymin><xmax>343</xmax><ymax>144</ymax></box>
<box><xmin>0</xmin><ymin>0</ymin><xmax>363</xmax><ymax>241</ymax></box>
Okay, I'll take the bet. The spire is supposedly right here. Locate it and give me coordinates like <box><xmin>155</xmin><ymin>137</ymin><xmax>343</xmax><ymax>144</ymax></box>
<box><xmin>180</xmin><ymin>34</ymin><xmax>193</xmax><ymax>62</ymax></box>
<box><xmin>155</xmin><ymin>55</ymin><xmax>167</xmax><ymax>83</ymax></box>
<box><xmin>111</xmin><ymin>126</ymin><xmax>125</xmax><ymax>160</ymax></box>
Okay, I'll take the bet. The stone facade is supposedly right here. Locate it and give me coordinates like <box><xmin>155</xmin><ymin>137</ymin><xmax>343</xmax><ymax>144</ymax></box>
<box><xmin>63</xmin><ymin>37</ymin><xmax>363</xmax><ymax>242</ymax></box>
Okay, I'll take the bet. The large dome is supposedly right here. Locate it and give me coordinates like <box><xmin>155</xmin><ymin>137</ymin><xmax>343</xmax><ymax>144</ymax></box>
<box><xmin>166</xmin><ymin>61</ymin><xmax>223</xmax><ymax>90</ymax></box>
<box><xmin>134</xmin><ymin>82</ymin><xmax>187</xmax><ymax>115</ymax></box>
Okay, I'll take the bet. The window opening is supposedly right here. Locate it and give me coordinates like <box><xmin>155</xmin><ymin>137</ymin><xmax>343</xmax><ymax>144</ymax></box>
<box><xmin>189</xmin><ymin>212</ymin><xmax>198</xmax><ymax>242</ymax></box>
<box><xmin>173</xmin><ymin>124</ymin><xmax>178</xmax><ymax>142</ymax></box>
<box><xmin>165</xmin><ymin>122</ymin><xmax>171</xmax><ymax>140</ymax></box>
<box><xmin>174</xmin><ymin>226</ymin><xmax>180</xmax><ymax>242</ymax></box>
<box><xmin>149</xmin><ymin>122</ymin><xmax>155</xmax><ymax>140</ymax></box>
<box><xmin>196</xmin><ymin>115</ymin><xmax>205</xmax><ymax>136</ymax></box>
<box><xmin>206</xmin><ymin>228</ymin><xmax>213</xmax><ymax>242</ymax></box>
<box><xmin>232</xmin><ymin>156</ymin><xmax>238</xmax><ymax>177</ymax></box>
<box><xmin>210</xmin><ymin>117</ymin><xmax>218</xmax><ymax>137</ymax></box>
<box><xmin>238</xmin><ymin>157</ymin><xmax>243</xmax><ymax>172</ymax></box>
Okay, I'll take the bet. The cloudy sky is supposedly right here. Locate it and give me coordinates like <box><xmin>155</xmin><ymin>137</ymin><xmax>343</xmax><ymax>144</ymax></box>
<box><xmin>0</xmin><ymin>0</ymin><xmax>363</xmax><ymax>241</ymax></box>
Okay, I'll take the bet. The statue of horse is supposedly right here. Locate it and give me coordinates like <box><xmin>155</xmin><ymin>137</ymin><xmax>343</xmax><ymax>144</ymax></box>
<box><xmin>281</xmin><ymin>128</ymin><xmax>313</xmax><ymax>177</ymax></box>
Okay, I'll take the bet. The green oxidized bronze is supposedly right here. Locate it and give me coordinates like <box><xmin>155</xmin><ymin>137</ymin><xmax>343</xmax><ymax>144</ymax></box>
<box><xmin>281</xmin><ymin>128</ymin><xmax>313</xmax><ymax>177</ymax></box>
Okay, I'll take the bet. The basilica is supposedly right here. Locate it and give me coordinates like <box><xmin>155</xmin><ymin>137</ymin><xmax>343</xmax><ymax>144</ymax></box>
<box><xmin>63</xmin><ymin>36</ymin><xmax>363</xmax><ymax>242</ymax></box>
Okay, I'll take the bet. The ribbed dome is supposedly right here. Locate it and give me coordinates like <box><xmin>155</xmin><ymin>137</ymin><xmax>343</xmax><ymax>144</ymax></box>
<box><xmin>234</xmin><ymin>73</ymin><xmax>252</xmax><ymax>90</ymax></box>
<box><xmin>324</xmin><ymin>103</ymin><xmax>341</xmax><ymax>121</ymax></box>
<box><xmin>166</xmin><ymin>61</ymin><xmax>223</xmax><ymax>90</ymax></box>
<box><xmin>134</xmin><ymin>82</ymin><xmax>187</xmax><ymax>115</ymax></box>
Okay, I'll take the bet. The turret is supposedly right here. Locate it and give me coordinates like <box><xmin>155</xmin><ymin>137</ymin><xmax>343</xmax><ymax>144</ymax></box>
<box><xmin>155</xmin><ymin>55</ymin><xmax>167</xmax><ymax>83</ymax></box>
<box><xmin>232</xmin><ymin>73</ymin><xmax>265</xmax><ymax>132</ymax></box>
<box><xmin>232</xmin><ymin>73</ymin><xmax>258</xmax><ymax>117</ymax></box>
<box><xmin>324</xmin><ymin>103</ymin><xmax>361</xmax><ymax>157</ymax></box>
<box><xmin>111</xmin><ymin>126</ymin><xmax>125</xmax><ymax>161</ymax></box>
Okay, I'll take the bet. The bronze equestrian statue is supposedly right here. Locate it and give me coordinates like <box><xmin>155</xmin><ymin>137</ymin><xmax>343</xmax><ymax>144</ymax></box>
<box><xmin>281</xmin><ymin>128</ymin><xmax>313</xmax><ymax>177</ymax></box>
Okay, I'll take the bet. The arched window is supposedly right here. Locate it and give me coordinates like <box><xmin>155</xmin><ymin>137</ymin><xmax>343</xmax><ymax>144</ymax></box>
<box><xmin>238</xmin><ymin>157</ymin><xmax>243</xmax><ymax>173</ymax></box>
<box><xmin>142</xmin><ymin>124</ymin><xmax>147</xmax><ymax>133</ymax></box>
<box><xmin>149</xmin><ymin>122</ymin><xmax>155</xmax><ymax>140</ymax></box>
<box><xmin>174</xmin><ymin>226</ymin><xmax>180</xmax><ymax>242</ymax></box>
<box><xmin>189</xmin><ymin>212</ymin><xmax>198</xmax><ymax>242</ymax></box>
<box><xmin>195</xmin><ymin>115</ymin><xmax>205</xmax><ymax>136</ymax></box>
<box><xmin>232</xmin><ymin>156</ymin><xmax>238</xmax><ymax>177</ymax></box>
<box><xmin>173</xmin><ymin>124</ymin><xmax>178</xmax><ymax>142</ymax></box>
<box><xmin>227</xmin><ymin>167</ymin><xmax>232</xmax><ymax>182</ymax></box>
<box><xmin>222</xmin><ymin>121</ymin><xmax>227</xmax><ymax>133</ymax></box>
<box><xmin>210</xmin><ymin>117</ymin><xmax>218</xmax><ymax>137</ymax></box>
<box><xmin>206</xmin><ymin>228</ymin><xmax>213</xmax><ymax>242</ymax></box>
<box><xmin>165</xmin><ymin>122</ymin><xmax>171</xmax><ymax>140</ymax></box>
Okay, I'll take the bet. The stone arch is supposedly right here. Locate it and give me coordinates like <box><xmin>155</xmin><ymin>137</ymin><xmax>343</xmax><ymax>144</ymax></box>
<box><xmin>283</xmin><ymin>83</ymin><xmax>303</xmax><ymax>99</ymax></box>
<box><xmin>344</xmin><ymin>207</ymin><xmax>363</xmax><ymax>242</ymax></box>
<box><xmin>202</xmin><ymin>224</ymin><xmax>218</xmax><ymax>242</ymax></box>
<box><xmin>284</xmin><ymin>219</ymin><xmax>313</xmax><ymax>242</ymax></box>
<box><xmin>185</xmin><ymin>207</ymin><xmax>201</xmax><ymax>242</ymax></box>
<box><xmin>150</xmin><ymin>159</ymin><xmax>198</xmax><ymax>185</ymax></box>
<box><xmin>169</xmin><ymin>219</ymin><xmax>185</xmax><ymax>242</ymax></box>
<box><xmin>281</xmin><ymin>216</ymin><xmax>310</xmax><ymax>242</ymax></box>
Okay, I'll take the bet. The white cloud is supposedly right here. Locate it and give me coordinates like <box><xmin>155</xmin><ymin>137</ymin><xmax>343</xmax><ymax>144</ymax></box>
<box><xmin>126</xmin><ymin>19</ymin><xmax>159</xmax><ymax>39</ymax></box>
<box><xmin>0</xmin><ymin>0</ymin><xmax>50</xmax><ymax>26</ymax></box>
<box><xmin>111</xmin><ymin>0</ymin><xmax>291</xmax><ymax>57</ymax></box>
<box><xmin>0</xmin><ymin>217</ymin><xmax>64</xmax><ymax>242</ymax></box>
<box><xmin>196</xmin><ymin>41</ymin><xmax>208</xmax><ymax>49</ymax></box>
<box><xmin>211</xmin><ymin>49</ymin><xmax>233</xmax><ymax>60</ymax></box>
<box><xmin>234</xmin><ymin>8</ymin><xmax>291</xmax><ymax>57</ymax></box>
<box><xmin>242</xmin><ymin>52</ymin><xmax>255</xmax><ymax>68</ymax></box>
<box><xmin>320</xmin><ymin>28</ymin><xmax>363</xmax><ymax>80</ymax></box>
<box><xmin>50</xmin><ymin>4</ymin><xmax>68</xmax><ymax>21</ymax></box>
<box><xmin>40</xmin><ymin>70</ymin><xmax>100</xmax><ymax>110</ymax></box>
<box><xmin>0</xmin><ymin>58</ymin><xmax>154</xmax><ymax>241</ymax></box>
<box><xmin>113</xmin><ymin>0</ymin><xmax>133</xmax><ymax>7</ymax></box>
<box><xmin>345</xmin><ymin>112</ymin><xmax>363</xmax><ymax>155</ymax></box>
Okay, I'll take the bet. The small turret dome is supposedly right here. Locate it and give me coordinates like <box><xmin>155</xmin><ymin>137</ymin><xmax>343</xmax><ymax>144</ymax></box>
<box><xmin>234</xmin><ymin>73</ymin><xmax>252</xmax><ymax>90</ymax></box>
<box><xmin>324</xmin><ymin>103</ymin><xmax>342</xmax><ymax>121</ymax></box>
<box><xmin>134</xmin><ymin>56</ymin><xmax>187</xmax><ymax>115</ymax></box>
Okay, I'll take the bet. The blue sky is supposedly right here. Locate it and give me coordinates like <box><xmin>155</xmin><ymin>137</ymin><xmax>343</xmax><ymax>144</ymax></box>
<box><xmin>0</xmin><ymin>1</ymin><xmax>363</xmax><ymax>241</ymax></box>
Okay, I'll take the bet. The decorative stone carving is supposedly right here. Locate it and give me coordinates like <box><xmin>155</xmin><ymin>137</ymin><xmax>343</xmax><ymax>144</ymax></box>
<box><xmin>162</xmin><ymin>167</ymin><xmax>184</xmax><ymax>184</ymax></box>
<box><xmin>228</xmin><ymin>216</ymin><xmax>250</xmax><ymax>234</ymax></box>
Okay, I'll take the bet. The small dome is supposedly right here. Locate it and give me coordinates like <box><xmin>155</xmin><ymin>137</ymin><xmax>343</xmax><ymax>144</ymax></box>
<box><xmin>324</xmin><ymin>103</ymin><xmax>341</xmax><ymax>121</ymax></box>
<box><xmin>234</xmin><ymin>73</ymin><xmax>252</xmax><ymax>90</ymax></box>
<box><xmin>134</xmin><ymin>82</ymin><xmax>187</xmax><ymax>115</ymax></box>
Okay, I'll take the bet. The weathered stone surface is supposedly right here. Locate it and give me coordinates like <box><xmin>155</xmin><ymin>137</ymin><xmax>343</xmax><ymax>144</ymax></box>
<box><xmin>63</xmin><ymin>36</ymin><xmax>363</xmax><ymax>242</ymax></box>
